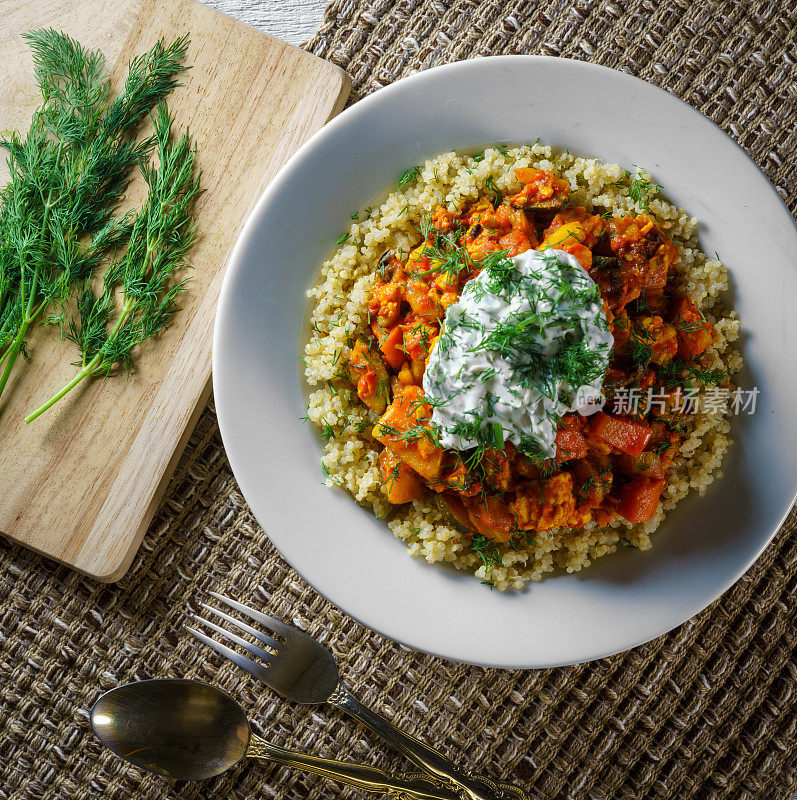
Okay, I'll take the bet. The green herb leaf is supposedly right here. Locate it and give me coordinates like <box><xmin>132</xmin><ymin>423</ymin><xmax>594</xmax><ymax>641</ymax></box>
<box><xmin>398</xmin><ymin>165</ymin><xmax>421</xmax><ymax>190</ymax></box>
<box><xmin>0</xmin><ymin>30</ymin><xmax>190</xmax><ymax>410</ymax></box>
<box><xmin>24</xmin><ymin>103</ymin><xmax>200</xmax><ymax>422</ymax></box>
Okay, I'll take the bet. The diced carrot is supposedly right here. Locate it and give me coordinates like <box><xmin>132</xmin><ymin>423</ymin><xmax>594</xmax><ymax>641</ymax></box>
<box><xmin>555</xmin><ymin>428</ymin><xmax>589</xmax><ymax>462</ymax></box>
<box><xmin>589</xmin><ymin>412</ymin><xmax>652</xmax><ymax>457</ymax></box>
<box><xmin>617</xmin><ymin>477</ymin><xmax>666</xmax><ymax>522</ymax></box>
<box><xmin>672</xmin><ymin>297</ymin><xmax>713</xmax><ymax>359</ymax></box>
<box><xmin>379</xmin><ymin>326</ymin><xmax>405</xmax><ymax>370</ymax></box>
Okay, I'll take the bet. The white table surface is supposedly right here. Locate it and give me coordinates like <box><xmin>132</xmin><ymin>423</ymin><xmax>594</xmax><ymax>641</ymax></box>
<box><xmin>200</xmin><ymin>0</ymin><xmax>327</xmax><ymax>46</ymax></box>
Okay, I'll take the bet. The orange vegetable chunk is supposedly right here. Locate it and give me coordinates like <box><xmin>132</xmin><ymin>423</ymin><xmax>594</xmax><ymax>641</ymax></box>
<box><xmin>672</xmin><ymin>297</ymin><xmax>713</xmax><ymax>359</ymax></box>
<box><xmin>461</xmin><ymin>495</ymin><xmax>517</xmax><ymax>542</ymax></box>
<box><xmin>378</xmin><ymin>449</ymin><xmax>425</xmax><ymax>504</ymax></box>
<box><xmin>554</xmin><ymin>428</ymin><xmax>589</xmax><ymax>462</ymax></box>
<box><xmin>373</xmin><ymin>386</ymin><xmax>444</xmax><ymax>480</ymax></box>
<box><xmin>618</xmin><ymin>477</ymin><xmax>666</xmax><ymax>522</ymax></box>
<box><xmin>346</xmin><ymin>339</ymin><xmax>389</xmax><ymax>414</ymax></box>
<box><xmin>379</xmin><ymin>326</ymin><xmax>405</xmax><ymax>370</ymax></box>
<box><xmin>590</xmin><ymin>412</ymin><xmax>652</xmax><ymax>457</ymax></box>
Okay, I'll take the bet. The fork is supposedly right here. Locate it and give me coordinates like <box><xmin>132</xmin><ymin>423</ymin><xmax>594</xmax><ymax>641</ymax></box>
<box><xmin>186</xmin><ymin>592</ymin><xmax>530</xmax><ymax>800</ymax></box>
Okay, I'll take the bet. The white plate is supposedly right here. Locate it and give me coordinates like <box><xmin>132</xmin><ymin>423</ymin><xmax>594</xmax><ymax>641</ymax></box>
<box><xmin>213</xmin><ymin>57</ymin><xmax>797</xmax><ymax>669</ymax></box>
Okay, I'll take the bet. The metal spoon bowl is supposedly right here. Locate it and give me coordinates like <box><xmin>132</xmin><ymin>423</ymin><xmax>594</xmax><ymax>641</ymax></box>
<box><xmin>91</xmin><ymin>679</ymin><xmax>461</xmax><ymax>799</ymax></box>
<box><xmin>92</xmin><ymin>678</ymin><xmax>249</xmax><ymax>780</ymax></box>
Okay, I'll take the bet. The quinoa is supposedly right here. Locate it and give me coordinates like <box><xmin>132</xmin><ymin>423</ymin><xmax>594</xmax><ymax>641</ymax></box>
<box><xmin>303</xmin><ymin>145</ymin><xmax>741</xmax><ymax>591</ymax></box>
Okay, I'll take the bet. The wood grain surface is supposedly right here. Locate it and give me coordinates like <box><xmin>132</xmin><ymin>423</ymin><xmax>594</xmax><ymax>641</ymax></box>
<box><xmin>0</xmin><ymin>0</ymin><xmax>349</xmax><ymax>580</ymax></box>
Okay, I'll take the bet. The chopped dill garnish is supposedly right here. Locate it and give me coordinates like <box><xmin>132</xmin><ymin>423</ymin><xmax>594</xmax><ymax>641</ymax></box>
<box><xmin>335</xmin><ymin>232</ymin><xmax>350</xmax><ymax>245</ymax></box>
<box><xmin>477</xmin><ymin>313</ymin><xmax>545</xmax><ymax>360</ymax></box>
<box><xmin>484</xmin><ymin>175</ymin><xmax>501</xmax><ymax>203</ymax></box>
<box><xmin>398</xmin><ymin>165</ymin><xmax>421</xmax><ymax>189</ymax></box>
<box><xmin>627</xmin><ymin>167</ymin><xmax>661</xmax><ymax>211</ymax></box>
<box><xmin>471</xmin><ymin>533</ymin><xmax>502</xmax><ymax>569</ymax></box>
<box><xmin>629</xmin><ymin>332</ymin><xmax>653</xmax><ymax>366</ymax></box>
<box><xmin>657</xmin><ymin>358</ymin><xmax>731</xmax><ymax>388</ymax></box>
<box><xmin>546</xmin><ymin>341</ymin><xmax>606</xmax><ymax>390</ymax></box>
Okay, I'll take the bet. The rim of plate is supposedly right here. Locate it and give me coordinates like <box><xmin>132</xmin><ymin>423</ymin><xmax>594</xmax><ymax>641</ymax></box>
<box><xmin>213</xmin><ymin>55</ymin><xmax>797</xmax><ymax>669</ymax></box>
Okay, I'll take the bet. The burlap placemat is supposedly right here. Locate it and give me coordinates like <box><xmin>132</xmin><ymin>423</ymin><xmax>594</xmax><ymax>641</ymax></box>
<box><xmin>1</xmin><ymin>1</ymin><xmax>795</xmax><ymax>798</ymax></box>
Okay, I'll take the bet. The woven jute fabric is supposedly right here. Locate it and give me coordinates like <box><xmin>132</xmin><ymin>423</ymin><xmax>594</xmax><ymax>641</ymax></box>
<box><xmin>1</xmin><ymin>1</ymin><xmax>795</xmax><ymax>799</ymax></box>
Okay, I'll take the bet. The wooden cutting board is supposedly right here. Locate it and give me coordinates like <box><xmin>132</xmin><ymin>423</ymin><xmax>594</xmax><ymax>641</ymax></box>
<box><xmin>0</xmin><ymin>0</ymin><xmax>349</xmax><ymax>580</ymax></box>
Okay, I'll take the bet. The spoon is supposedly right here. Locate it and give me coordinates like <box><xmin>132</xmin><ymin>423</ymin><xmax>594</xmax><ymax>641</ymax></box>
<box><xmin>91</xmin><ymin>679</ymin><xmax>460</xmax><ymax>799</ymax></box>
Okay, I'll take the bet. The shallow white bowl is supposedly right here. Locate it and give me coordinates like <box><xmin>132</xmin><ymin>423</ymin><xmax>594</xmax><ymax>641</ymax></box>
<box><xmin>213</xmin><ymin>56</ymin><xmax>797</xmax><ymax>669</ymax></box>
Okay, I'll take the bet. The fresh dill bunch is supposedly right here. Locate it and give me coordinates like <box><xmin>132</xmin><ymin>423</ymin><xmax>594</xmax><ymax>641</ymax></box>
<box><xmin>25</xmin><ymin>104</ymin><xmax>201</xmax><ymax>423</ymax></box>
<box><xmin>0</xmin><ymin>30</ymin><xmax>190</xmax><ymax>405</ymax></box>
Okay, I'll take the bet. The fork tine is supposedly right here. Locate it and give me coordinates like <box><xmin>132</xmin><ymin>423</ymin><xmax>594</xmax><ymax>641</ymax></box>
<box><xmin>208</xmin><ymin>591</ymin><xmax>296</xmax><ymax>639</ymax></box>
<box><xmin>184</xmin><ymin>625</ymin><xmax>271</xmax><ymax>683</ymax></box>
<box><xmin>200</xmin><ymin>603</ymin><xmax>282</xmax><ymax>652</ymax></box>
<box><xmin>191</xmin><ymin>614</ymin><xmax>275</xmax><ymax>664</ymax></box>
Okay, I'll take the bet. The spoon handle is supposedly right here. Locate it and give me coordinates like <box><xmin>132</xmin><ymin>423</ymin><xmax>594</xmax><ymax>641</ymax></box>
<box><xmin>328</xmin><ymin>683</ymin><xmax>530</xmax><ymax>800</ymax></box>
<box><xmin>247</xmin><ymin>735</ymin><xmax>460</xmax><ymax>800</ymax></box>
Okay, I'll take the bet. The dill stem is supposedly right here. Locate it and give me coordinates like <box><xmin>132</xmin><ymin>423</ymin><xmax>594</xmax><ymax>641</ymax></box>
<box><xmin>0</xmin><ymin>264</ymin><xmax>47</xmax><ymax>405</ymax></box>
<box><xmin>0</xmin><ymin>330</ymin><xmax>25</xmax><ymax>403</ymax></box>
<box><xmin>25</xmin><ymin>296</ymin><xmax>136</xmax><ymax>423</ymax></box>
<box><xmin>24</xmin><ymin>359</ymin><xmax>95</xmax><ymax>423</ymax></box>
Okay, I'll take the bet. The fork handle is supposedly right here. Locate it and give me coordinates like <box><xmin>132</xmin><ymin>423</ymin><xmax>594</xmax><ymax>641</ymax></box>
<box><xmin>328</xmin><ymin>683</ymin><xmax>529</xmax><ymax>800</ymax></box>
<box><xmin>247</xmin><ymin>734</ymin><xmax>460</xmax><ymax>800</ymax></box>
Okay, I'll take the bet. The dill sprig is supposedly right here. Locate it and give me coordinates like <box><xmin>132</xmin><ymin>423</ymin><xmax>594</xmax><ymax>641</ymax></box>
<box><xmin>398</xmin><ymin>165</ymin><xmax>421</xmax><ymax>190</ymax></box>
<box><xmin>471</xmin><ymin>533</ymin><xmax>502</xmax><ymax>570</ymax></box>
<box><xmin>25</xmin><ymin>104</ymin><xmax>200</xmax><ymax>422</ymax></box>
<box><xmin>0</xmin><ymin>29</ymin><xmax>190</xmax><ymax>406</ymax></box>
<box><xmin>626</xmin><ymin>167</ymin><xmax>661</xmax><ymax>211</ymax></box>
<box><xmin>656</xmin><ymin>358</ymin><xmax>730</xmax><ymax>389</ymax></box>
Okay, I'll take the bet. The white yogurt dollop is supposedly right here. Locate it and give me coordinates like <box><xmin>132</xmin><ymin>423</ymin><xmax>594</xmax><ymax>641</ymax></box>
<box><xmin>422</xmin><ymin>248</ymin><xmax>614</xmax><ymax>458</ymax></box>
